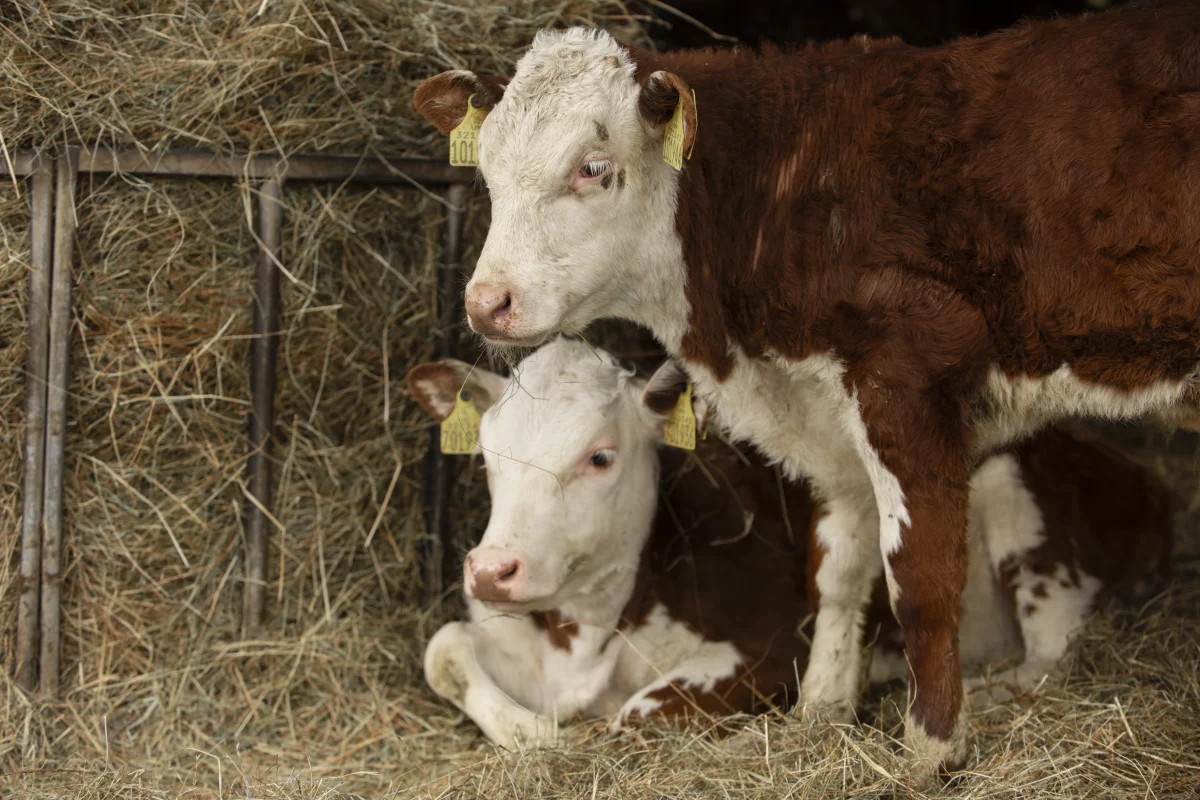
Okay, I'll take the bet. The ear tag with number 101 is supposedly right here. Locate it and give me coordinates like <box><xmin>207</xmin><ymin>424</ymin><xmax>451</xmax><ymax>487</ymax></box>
<box><xmin>440</xmin><ymin>390</ymin><xmax>481</xmax><ymax>454</ymax></box>
<box><xmin>663</xmin><ymin>382</ymin><xmax>697</xmax><ymax>451</ymax></box>
<box><xmin>449</xmin><ymin>94</ymin><xmax>487</xmax><ymax>167</ymax></box>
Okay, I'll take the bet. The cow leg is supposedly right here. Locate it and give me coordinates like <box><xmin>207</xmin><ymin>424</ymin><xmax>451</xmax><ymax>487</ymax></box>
<box><xmin>424</xmin><ymin>621</ymin><xmax>560</xmax><ymax>749</ymax></box>
<box><xmin>851</xmin><ymin>387</ymin><xmax>972</xmax><ymax>781</ymax></box>
<box><xmin>966</xmin><ymin>495</ymin><xmax>1103</xmax><ymax>708</ymax></box>
<box><xmin>610</xmin><ymin>641</ymin><xmax>749</xmax><ymax>730</ymax></box>
<box><xmin>798</xmin><ymin>491</ymin><xmax>881</xmax><ymax>722</ymax></box>
<box><xmin>879</xmin><ymin>483</ymin><xmax>970</xmax><ymax>780</ymax></box>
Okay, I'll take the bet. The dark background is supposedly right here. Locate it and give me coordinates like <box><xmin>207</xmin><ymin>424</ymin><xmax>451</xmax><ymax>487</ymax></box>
<box><xmin>644</xmin><ymin>0</ymin><xmax>1130</xmax><ymax>50</ymax></box>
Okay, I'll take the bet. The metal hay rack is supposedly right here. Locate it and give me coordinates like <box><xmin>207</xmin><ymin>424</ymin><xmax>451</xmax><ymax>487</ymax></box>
<box><xmin>2</xmin><ymin>146</ymin><xmax>474</xmax><ymax>696</ymax></box>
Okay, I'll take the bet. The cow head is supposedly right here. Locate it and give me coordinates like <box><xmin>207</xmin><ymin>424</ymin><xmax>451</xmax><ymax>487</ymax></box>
<box><xmin>414</xmin><ymin>28</ymin><xmax>695</xmax><ymax>348</ymax></box>
<box><xmin>406</xmin><ymin>339</ymin><xmax>705</xmax><ymax>615</ymax></box>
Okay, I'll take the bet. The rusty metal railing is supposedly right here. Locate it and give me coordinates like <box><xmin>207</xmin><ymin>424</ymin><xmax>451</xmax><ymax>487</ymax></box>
<box><xmin>2</xmin><ymin>147</ymin><xmax>474</xmax><ymax>695</ymax></box>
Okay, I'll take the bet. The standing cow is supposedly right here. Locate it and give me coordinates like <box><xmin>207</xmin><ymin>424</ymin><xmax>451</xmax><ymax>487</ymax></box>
<box><xmin>407</xmin><ymin>339</ymin><xmax>1170</xmax><ymax>752</ymax></box>
<box><xmin>414</xmin><ymin>2</ymin><xmax>1200</xmax><ymax>778</ymax></box>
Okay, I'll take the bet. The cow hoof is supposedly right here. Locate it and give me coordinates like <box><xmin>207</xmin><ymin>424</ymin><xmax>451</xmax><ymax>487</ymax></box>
<box><xmin>903</xmin><ymin>707</ymin><xmax>969</xmax><ymax>789</ymax></box>
<box><xmin>964</xmin><ymin>677</ymin><xmax>1018</xmax><ymax>710</ymax></box>
<box><xmin>716</xmin><ymin>727</ymin><xmax>766</xmax><ymax>755</ymax></box>
<box><xmin>793</xmin><ymin>699</ymin><xmax>856</xmax><ymax>725</ymax></box>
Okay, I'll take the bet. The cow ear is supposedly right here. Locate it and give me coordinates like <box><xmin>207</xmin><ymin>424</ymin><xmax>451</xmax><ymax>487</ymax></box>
<box><xmin>637</xmin><ymin>70</ymin><xmax>696</xmax><ymax>153</ymax></box>
<box><xmin>413</xmin><ymin>70</ymin><xmax>510</xmax><ymax>135</ymax></box>
<box><xmin>406</xmin><ymin>359</ymin><xmax>507</xmax><ymax>422</ymax></box>
<box><xmin>638</xmin><ymin>358</ymin><xmax>710</xmax><ymax>436</ymax></box>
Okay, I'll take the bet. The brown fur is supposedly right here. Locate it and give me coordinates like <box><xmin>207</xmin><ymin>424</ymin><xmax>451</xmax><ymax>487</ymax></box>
<box><xmin>413</xmin><ymin>72</ymin><xmax>509</xmax><ymax>134</ymax></box>
<box><xmin>604</xmin><ymin>423</ymin><xmax>1170</xmax><ymax>728</ymax></box>
<box><xmin>627</xmin><ymin>2</ymin><xmax>1200</xmax><ymax>754</ymax></box>
<box><xmin>618</xmin><ymin>436</ymin><xmax>814</xmax><ymax>719</ymax></box>
<box><xmin>529</xmin><ymin>610</ymin><xmax>580</xmax><ymax>652</ymax></box>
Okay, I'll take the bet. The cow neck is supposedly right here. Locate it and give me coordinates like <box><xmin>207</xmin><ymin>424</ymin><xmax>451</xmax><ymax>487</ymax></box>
<box><xmin>556</xmin><ymin>553</ymin><xmax>643</xmax><ymax>632</ymax></box>
<box><xmin>629</xmin><ymin>42</ymin><xmax>901</xmax><ymax>379</ymax></box>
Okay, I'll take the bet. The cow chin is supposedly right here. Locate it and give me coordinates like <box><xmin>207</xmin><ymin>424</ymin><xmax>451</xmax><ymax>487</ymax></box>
<box><xmin>478</xmin><ymin>332</ymin><xmax>549</xmax><ymax>357</ymax></box>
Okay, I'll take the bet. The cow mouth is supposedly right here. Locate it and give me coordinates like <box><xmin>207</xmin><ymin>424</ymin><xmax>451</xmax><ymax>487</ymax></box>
<box><xmin>480</xmin><ymin>330</ymin><xmax>550</xmax><ymax>349</ymax></box>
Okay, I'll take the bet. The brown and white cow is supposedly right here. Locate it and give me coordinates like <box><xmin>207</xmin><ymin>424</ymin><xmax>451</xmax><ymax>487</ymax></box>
<box><xmin>406</xmin><ymin>339</ymin><xmax>1170</xmax><ymax>750</ymax></box>
<box><xmin>413</xmin><ymin>5</ymin><xmax>1200</xmax><ymax>776</ymax></box>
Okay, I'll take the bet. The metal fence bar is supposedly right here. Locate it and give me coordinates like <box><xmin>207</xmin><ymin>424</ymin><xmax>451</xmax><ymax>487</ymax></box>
<box><xmin>242</xmin><ymin>180</ymin><xmax>283</xmax><ymax>639</ymax></box>
<box><xmin>16</xmin><ymin>156</ymin><xmax>54</xmax><ymax>691</ymax></box>
<box><xmin>78</xmin><ymin>148</ymin><xmax>473</xmax><ymax>184</ymax></box>
<box><xmin>40</xmin><ymin>147</ymin><xmax>79</xmax><ymax>697</ymax></box>
<box><xmin>3</xmin><ymin>145</ymin><xmax>475</xmax><ymax>684</ymax></box>
<box><xmin>0</xmin><ymin>152</ymin><xmax>36</xmax><ymax>177</ymax></box>
<box><xmin>423</xmin><ymin>184</ymin><xmax>469</xmax><ymax>602</ymax></box>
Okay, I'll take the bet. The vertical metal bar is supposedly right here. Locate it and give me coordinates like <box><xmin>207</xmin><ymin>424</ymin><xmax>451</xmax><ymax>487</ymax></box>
<box><xmin>40</xmin><ymin>148</ymin><xmax>79</xmax><ymax>697</ymax></box>
<box><xmin>242</xmin><ymin>180</ymin><xmax>282</xmax><ymax>639</ymax></box>
<box><xmin>423</xmin><ymin>184</ymin><xmax>468</xmax><ymax>603</ymax></box>
<box><xmin>16</xmin><ymin>156</ymin><xmax>54</xmax><ymax>691</ymax></box>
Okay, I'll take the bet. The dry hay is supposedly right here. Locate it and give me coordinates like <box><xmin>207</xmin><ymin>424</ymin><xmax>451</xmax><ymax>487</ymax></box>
<box><xmin>1</xmin><ymin>2</ymin><xmax>1199</xmax><ymax>799</ymax></box>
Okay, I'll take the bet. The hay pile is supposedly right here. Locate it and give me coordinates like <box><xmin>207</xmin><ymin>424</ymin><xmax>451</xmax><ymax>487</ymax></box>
<box><xmin>1</xmin><ymin>3</ymin><xmax>1199</xmax><ymax>799</ymax></box>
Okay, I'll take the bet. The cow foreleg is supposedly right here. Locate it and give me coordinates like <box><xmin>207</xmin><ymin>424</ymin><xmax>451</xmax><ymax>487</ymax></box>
<box><xmin>797</xmin><ymin>491</ymin><xmax>881</xmax><ymax>723</ymax></box>
<box><xmin>883</xmin><ymin>484</ymin><xmax>970</xmax><ymax>782</ymax></box>
<box><xmin>966</xmin><ymin>526</ymin><xmax>1102</xmax><ymax>709</ymax></box>
<box><xmin>610</xmin><ymin>641</ymin><xmax>748</xmax><ymax>731</ymax></box>
<box><xmin>854</xmin><ymin>393</ymin><xmax>972</xmax><ymax>782</ymax></box>
<box><xmin>424</xmin><ymin>621</ymin><xmax>560</xmax><ymax>750</ymax></box>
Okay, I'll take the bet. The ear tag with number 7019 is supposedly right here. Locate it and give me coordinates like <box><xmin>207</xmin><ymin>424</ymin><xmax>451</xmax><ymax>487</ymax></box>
<box><xmin>440</xmin><ymin>390</ymin><xmax>481</xmax><ymax>454</ymax></box>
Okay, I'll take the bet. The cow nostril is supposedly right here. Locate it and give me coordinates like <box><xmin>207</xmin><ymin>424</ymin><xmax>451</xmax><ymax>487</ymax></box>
<box><xmin>492</xmin><ymin>294</ymin><xmax>512</xmax><ymax>320</ymax></box>
<box><xmin>496</xmin><ymin>562</ymin><xmax>519</xmax><ymax>583</ymax></box>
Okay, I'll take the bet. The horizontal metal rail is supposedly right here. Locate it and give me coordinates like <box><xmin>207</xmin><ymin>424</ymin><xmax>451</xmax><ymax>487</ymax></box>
<box><xmin>1</xmin><ymin>148</ymin><xmax>475</xmax><ymax>184</ymax></box>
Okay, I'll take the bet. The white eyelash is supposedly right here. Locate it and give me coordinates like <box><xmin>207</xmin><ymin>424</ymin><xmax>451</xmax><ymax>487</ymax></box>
<box><xmin>580</xmin><ymin>160</ymin><xmax>610</xmax><ymax>178</ymax></box>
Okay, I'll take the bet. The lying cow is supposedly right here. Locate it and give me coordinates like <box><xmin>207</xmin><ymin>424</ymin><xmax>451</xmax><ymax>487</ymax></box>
<box><xmin>406</xmin><ymin>339</ymin><xmax>1170</xmax><ymax>750</ymax></box>
<box><xmin>414</xmin><ymin>3</ymin><xmax>1200</xmax><ymax>776</ymax></box>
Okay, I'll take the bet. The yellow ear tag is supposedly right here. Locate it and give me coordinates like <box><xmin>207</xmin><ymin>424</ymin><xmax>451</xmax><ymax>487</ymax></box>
<box><xmin>440</xmin><ymin>390</ymin><xmax>482</xmax><ymax>454</ymax></box>
<box><xmin>663</xmin><ymin>382</ymin><xmax>697</xmax><ymax>451</ymax></box>
<box><xmin>449</xmin><ymin>94</ymin><xmax>487</xmax><ymax>167</ymax></box>
<box><xmin>662</xmin><ymin>89</ymin><xmax>697</xmax><ymax>171</ymax></box>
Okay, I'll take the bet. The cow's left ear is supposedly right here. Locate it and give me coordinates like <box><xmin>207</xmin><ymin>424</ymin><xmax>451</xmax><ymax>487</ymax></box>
<box><xmin>413</xmin><ymin>70</ymin><xmax>510</xmax><ymax>135</ymax></box>
<box><xmin>637</xmin><ymin>70</ymin><xmax>696</xmax><ymax>154</ymax></box>
<box><xmin>638</xmin><ymin>358</ymin><xmax>710</xmax><ymax>437</ymax></box>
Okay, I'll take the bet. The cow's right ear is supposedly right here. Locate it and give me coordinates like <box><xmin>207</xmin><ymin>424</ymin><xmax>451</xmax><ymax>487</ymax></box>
<box><xmin>637</xmin><ymin>70</ymin><xmax>696</xmax><ymax>155</ymax></box>
<box><xmin>413</xmin><ymin>71</ymin><xmax>510</xmax><ymax>135</ymax></box>
<box><xmin>406</xmin><ymin>359</ymin><xmax>507</xmax><ymax>422</ymax></box>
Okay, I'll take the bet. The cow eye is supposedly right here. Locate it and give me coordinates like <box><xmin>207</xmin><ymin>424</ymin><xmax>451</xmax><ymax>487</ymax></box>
<box><xmin>588</xmin><ymin>449</ymin><xmax>615</xmax><ymax>468</ymax></box>
<box><xmin>579</xmin><ymin>160</ymin><xmax>611</xmax><ymax>180</ymax></box>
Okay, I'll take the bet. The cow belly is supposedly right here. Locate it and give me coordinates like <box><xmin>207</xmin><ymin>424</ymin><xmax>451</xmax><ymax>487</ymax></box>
<box><xmin>973</xmin><ymin>364</ymin><xmax>1194</xmax><ymax>455</ymax></box>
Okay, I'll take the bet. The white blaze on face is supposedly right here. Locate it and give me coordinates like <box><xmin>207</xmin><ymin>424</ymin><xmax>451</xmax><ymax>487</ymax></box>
<box><xmin>464</xmin><ymin>29</ymin><xmax>690</xmax><ymax>347</ymax></box>
<box><xmin>472</xmin><ymin>341</ymin><xmax>656</xmax><ymax>608</ymax></box>
<box><xmin>413</xmin><ymin>337</ymin><xmax>700</xmax><ymax>622</ymax></box>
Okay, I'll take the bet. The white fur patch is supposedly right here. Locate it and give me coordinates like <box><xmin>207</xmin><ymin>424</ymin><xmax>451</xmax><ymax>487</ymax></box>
<box><xmin>975</xmin><ymin>364</ymin><xmax>1192</xmax><ymax>454</ymax></box>
<box><xmin>613</xmin><ymin>631</ymin><xmax>743</xmax><ymax>729</ymax></box>
<box><xmin>801</xmin><ymin>495</ymin><xmax>880</xmax><ymax>719</ymax></box>
<box><xmin>904</xmin><ymin>706</ymin><xmax>969</xmax><ymax>788</ymax></box>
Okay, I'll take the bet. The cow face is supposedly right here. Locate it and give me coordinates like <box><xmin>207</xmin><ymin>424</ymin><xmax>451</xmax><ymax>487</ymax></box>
<box><xmin>414</xmin><ymin>29</ymin><xmax>695</xmax><ymax>349</ymax></box>
<box><xmin>407</xmin><ymin>339</ymin><xmax>699</xmax><ymax>612</ymax></box>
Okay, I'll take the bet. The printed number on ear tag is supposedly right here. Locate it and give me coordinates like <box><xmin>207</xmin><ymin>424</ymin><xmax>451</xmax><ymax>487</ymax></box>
<box><xmin>440</xmin><ymin>390</ymin><xmax>482</xmax><ymax>454</ymax></box>
<box><xmin>663</xmin><ymin>382</ymin><xmax>697</xmax><ymax>451</ymax></box>
<box><xmin>662</xmin><ymin>89</ymin><xmax>697</xmax><ymax>171</ymax></box>
<box><xmin>450</xmin><ymin>94</ymin><xmax>487</xmax><ymax>167</ymax></box>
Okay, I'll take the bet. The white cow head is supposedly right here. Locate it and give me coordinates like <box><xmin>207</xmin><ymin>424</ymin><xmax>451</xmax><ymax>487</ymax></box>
<box><xmin>414</xmin><ymin>28</ymin><xmax>696</xmax><ymax>349</ymax></box>
<box><xmin>406</xmin><ymin>339</ymin><xmax>705</xmax><ymax>616</ymax></box>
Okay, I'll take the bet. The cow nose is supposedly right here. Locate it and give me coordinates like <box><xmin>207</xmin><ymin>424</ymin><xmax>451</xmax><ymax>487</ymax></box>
<box><xmin>465</xmin><ymin>548</ymin><xmax>524</xmax><ymax>603</ymax></box>
<box><xmin>465</xmin><ymin>282</ymin><xmax>513</xmax><ymax>337</ymax></box>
